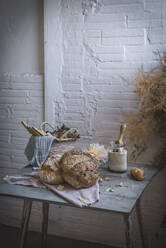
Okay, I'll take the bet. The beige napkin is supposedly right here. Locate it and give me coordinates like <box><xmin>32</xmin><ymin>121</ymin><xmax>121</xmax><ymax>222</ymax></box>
<box><xmin>6</xmin><ymin>173</ymin><xmax>99</xmax><ymax>208</ymax></box>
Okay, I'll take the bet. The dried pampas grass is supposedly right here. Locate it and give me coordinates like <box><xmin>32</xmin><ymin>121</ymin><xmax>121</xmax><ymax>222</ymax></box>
<box><xmin>85</xmin><ymin>143</ymin><xmax>108</xmax><ymax>163</ymax></box>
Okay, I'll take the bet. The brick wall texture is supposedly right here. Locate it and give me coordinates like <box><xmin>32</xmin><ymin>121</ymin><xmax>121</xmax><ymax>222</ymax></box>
<box><xmin>1</xmin><ymin>0</ymin><xmax>166</xmax><ymax>168</ymax></box>
<box><xmin>0</xmin><ymin>1</ymin><xmax>166</xmax><ymax>247</ymax></box>
<box><xmin>46</xmin><ymin>0</ymin><xmax>166</xmax><ymax>146</ymax></box>
<box><xmin>0</xmin><ymin>74</ymin><xmax>43</xmax><ymax>169</ymax></box>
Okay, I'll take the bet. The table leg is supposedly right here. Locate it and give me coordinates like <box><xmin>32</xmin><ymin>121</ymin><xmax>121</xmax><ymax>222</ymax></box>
<box><xmin>123</xmin><ymin>214</ymin><xmax>133</xmax><ymax>248</ymax></box>
<box><xmin>136</xmin><ymin>198</ymin><xmax>146</xmax><ymax>248</ymax></box>
<box><xmin>18</xmin><ymin>199</ymin><xmax>32</xmax><ymax>248</ymax></box>
<box><xmin>41</xmin><ymin>202</ymin><xmax>49</xmax><ymax>248</ymax></box>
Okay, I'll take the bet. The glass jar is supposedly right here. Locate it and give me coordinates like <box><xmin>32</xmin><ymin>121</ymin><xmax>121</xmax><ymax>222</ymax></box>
<box><xmin>108</xmin><ymin>147</ymin><xmax>127</xmax><ymax>172</ymax></box>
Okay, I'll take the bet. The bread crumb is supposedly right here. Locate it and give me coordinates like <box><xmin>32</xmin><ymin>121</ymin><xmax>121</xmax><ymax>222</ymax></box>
<box><xmin>104</xmin><ymin>177</ymin><xmax>111</xmax><ymax>181</ymax></box>
<box><xmin>78</xmin><ymin>196</ymin><xmax>91</xmax><ymax>204</ymax></box>
<box><xmin>56</xmin><ymin>185</ymin><xmax>64</xmax><ymax>190</ymax></box>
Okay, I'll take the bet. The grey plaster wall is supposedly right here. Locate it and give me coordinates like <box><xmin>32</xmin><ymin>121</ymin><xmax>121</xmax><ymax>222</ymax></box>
<box><xmin>0</xmin><ymin>0</ymin><xmax>43</xmax><ymax>74</ymax></box>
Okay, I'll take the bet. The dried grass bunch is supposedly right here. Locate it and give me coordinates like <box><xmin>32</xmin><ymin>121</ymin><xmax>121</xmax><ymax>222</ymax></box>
<box><xmin>123</xmin><ymin>52</ymin><xmax>166</xmax><ymax>166</ymax></box>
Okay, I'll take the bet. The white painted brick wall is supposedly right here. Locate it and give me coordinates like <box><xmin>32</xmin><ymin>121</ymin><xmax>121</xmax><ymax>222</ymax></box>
<box><xmin>0</xmin><ymin>1</ymin><xmax>165</xmax><ymax>247</ymax></box>
<box><xmin>0</xmin><ymin>74</ymin><xmax>43</xmax><ymax>169</ymax></box>
<box><xmin>45</xmin><ymin>0</ymin><xmax>166</xmax><ymax>146</ymax></box>
<box><xmin>43</xmin><ymin>5</ymin><xmax>166</xmax><ymax>244</ymax></box>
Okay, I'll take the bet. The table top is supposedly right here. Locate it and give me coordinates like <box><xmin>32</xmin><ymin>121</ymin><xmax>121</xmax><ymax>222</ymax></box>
<box><xmin>0</xmin><ymin>140</ymin><xmax>160</xmax><ymax>214</ymax></box>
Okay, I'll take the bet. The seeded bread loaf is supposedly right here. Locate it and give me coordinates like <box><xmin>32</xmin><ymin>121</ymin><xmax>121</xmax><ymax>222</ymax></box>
<box><xmin>38</xmin><ymin>155</ymin><xmax>64</xmax><ymax>185</ymax></box>
<box><xmin>60</xmin><ymin>150</ymin><xmax>99</xmax><ymax>189</ymax></box>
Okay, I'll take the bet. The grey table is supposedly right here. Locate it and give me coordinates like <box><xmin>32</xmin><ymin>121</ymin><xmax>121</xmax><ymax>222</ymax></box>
<box><xmin>0</xmin><ymin>164</ymin><xmax>159</xmax><ymax>248</ymax></box>
<box><xmin>0</xmin><ymin>141</ymin><xmax>160</xmax><ymax>248</ymax></box>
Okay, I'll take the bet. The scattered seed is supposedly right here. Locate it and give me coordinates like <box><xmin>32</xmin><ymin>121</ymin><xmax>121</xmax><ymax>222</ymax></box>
<box><xmin>104</xmin><ymin>177</ymin><xmax>111</xmax><ymax>181</ymax></box>
<box><xmin>116</xmin><ymin>182</ymin><xmax>128</xmax><ymax>188</ymax></box>
<box><xmin>3</xmin><ymin>175</ymin><xmax>9</xmax><ymax>181</ymax></box>
<box><xmin>106</xmin><ymin>187</ymin><xmax>114</xmax><ymax>192</ymax></box>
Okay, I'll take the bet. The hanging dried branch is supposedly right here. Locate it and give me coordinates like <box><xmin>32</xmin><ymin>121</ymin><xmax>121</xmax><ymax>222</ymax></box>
<box><xmin>123</xmin><ymin>51</ymin><xmax>166</xmax><ymax>166</ymax></box>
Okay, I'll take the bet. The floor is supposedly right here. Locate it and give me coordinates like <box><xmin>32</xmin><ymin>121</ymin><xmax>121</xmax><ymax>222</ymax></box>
<box><xmin>0</xmin><ymin>223</ymin><xmax>115</xmax><ymax>248</ymax></box>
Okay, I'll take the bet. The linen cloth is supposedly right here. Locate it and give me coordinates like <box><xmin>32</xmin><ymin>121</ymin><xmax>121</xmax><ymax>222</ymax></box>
<box><xmin>25</xmin><ymin>136</ymin><xmax>56</xmax><ymax>167</ymax></box>
<box><xmin>6</xmin><ymin>173</ymin><xmax>99</xmax><ymax>208</ymax></box>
